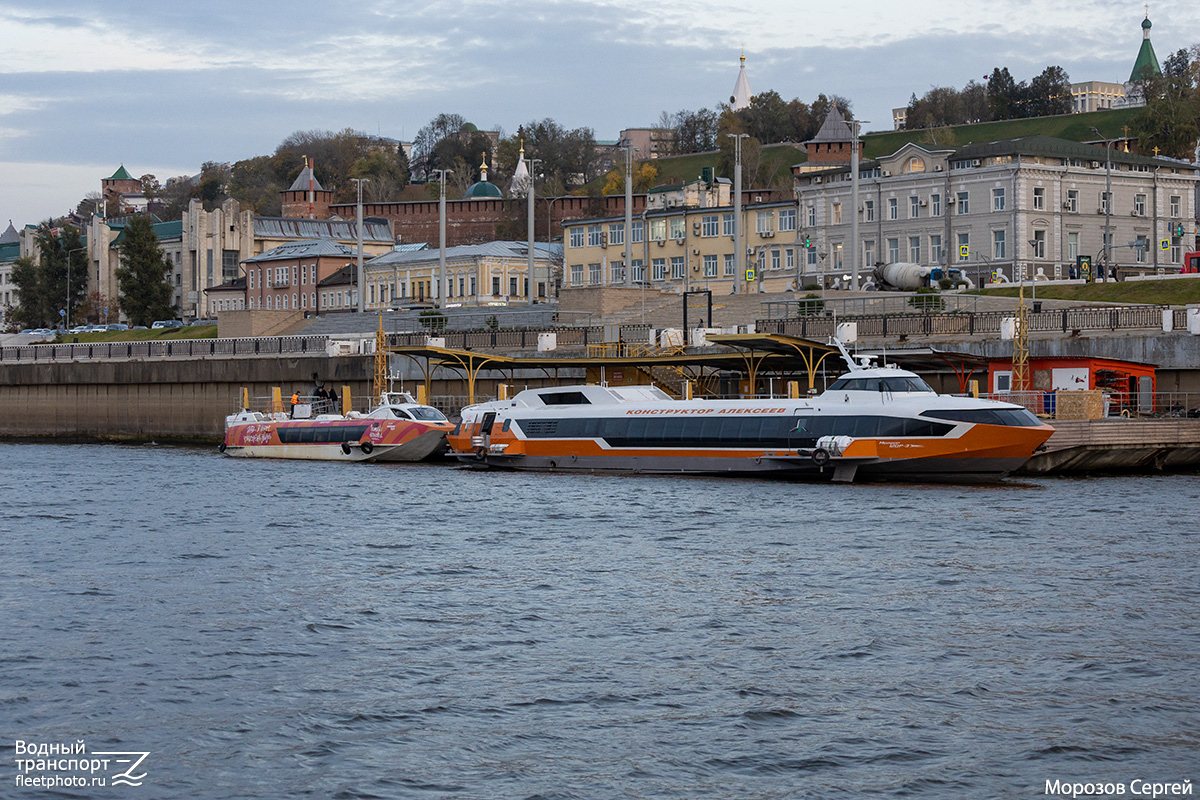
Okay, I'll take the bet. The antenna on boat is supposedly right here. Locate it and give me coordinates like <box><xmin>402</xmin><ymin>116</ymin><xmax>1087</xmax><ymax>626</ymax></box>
<box><xmin>830</xmin><ymin>336</ymin><xmax>866</xmax><ymax>373</ymax></box>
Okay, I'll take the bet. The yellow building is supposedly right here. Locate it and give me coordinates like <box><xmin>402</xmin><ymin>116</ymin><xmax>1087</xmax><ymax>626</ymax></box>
<box><xmin>561</xmin><ymin>185</ymin><xmax>805</xmax><ymax>296</ymax></box>
<box><xmin>362</xmin><ymin>241</ymin><xmax>562</xmax><ymax>308</ymax></box>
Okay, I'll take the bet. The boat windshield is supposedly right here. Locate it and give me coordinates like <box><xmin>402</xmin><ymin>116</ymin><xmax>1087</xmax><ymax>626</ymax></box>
<box><xmin>921</xmin><ymin>408</ymin><xmax>1041</xmax><ymax>427</ymax></box>
<box><xmin>826</xmin><ymin>375</ymin><xmax>934</xmax><ymax>393</ymax></box>
<box><xmin>407</xmin><ymin>406</ymin><xmax>448</xmax><ymax>422</ymax></box>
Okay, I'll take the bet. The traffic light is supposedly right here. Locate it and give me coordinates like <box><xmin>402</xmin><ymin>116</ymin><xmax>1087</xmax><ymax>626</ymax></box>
<box><xmin>1176</xmin><ymin>223</ymin><xmax>1186</xmax><ymax>237</ymax></box>
<box><xmin>802</xmin><ymin>234</ymin><xmax>811</xmax><ymax>248</ymax></box>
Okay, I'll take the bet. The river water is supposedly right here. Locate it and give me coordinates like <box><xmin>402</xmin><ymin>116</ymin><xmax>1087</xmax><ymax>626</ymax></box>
<box><xmin>2</xmin><ymin>442</ymin><xmax>1197</xmax><ymax>799</ymax></box>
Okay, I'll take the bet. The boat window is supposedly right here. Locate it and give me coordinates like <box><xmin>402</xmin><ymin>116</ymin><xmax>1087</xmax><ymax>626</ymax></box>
<box><xmin>851</xmin><ymin>416</ymin><xmax>879</xmax><ymax>437</ymax></box>
<box><xmin>501</xmin><ymin>418</ymin><xmax>512</xmax><ymax>432</ymax></box>
<box><xmin>828</xmin><ymin>375</ymin><xmax>932</xmax><ymax>392</ymax></box>
<box><xmin>881</xmin><ymin>376</ymin><xmax>934</xmax><ymax>393</ymax></box>
<box><xmin>390</xmin><ymin>408</ymin><xmax>413</xmax><ymax>419</ymax></box>
<box><xmin>314</xmin><ymin>427</ymin><xmax>330</xmax><ymax>443</ymax></box>
<box><xmin>408</xmin><ymin>406</ymin><xmax>448</xmax><ymax>421</ymax></box>
<box><xmin>539</xmin><ymin>391</ymin><xmax>591</xmax><ymax>405</ymax></box>
<box><xmin>922</xmin><ymin>408</ymin><xmax>1041</xmax><ymax>427</ymax></box>
<box><xmin>337</xmin><ymin>425</ymin><xmax>370</xmax><ymax>442</ymax></box>
<box><xmin>512</xmin><ymin>414</ymin><xmax>958</xmax><ymax>446</ymax></box>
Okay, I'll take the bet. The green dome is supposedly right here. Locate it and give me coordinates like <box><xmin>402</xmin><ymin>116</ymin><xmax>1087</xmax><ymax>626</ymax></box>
<box><xmin>1142</xmin><ymin>17</ymin><xmax>1151</xmax><ymax>29</ymax></box>
<box><xmin>463</xmin><ymin>180</ymin><xmax>503</xmax><ymax>199</ymax></box>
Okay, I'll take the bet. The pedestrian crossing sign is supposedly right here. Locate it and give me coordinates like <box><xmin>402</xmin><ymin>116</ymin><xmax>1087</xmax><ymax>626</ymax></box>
<box><xmin>959</xmin><ymin>244</ymin><xmax>969</xmax><ymax>259</ymax></box>
<box><xmin>745</xmin><ymin>268</ymin><xmax>756</xmax><ymax>281</ymax></box>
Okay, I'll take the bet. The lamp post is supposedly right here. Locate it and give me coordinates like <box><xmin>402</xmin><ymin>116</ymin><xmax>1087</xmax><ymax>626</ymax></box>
<box><xmin>430</xmin><ymin>168</ymin><xmax>452</xmax><ymax>307</ymax></box>
<box><xmin>733</xmin><ymin>133</ymin><xmax>749</xmax><ymax>293</ymax></box>
<box><xmin>351</xmin><ymin>178</ymin><xmax>368</xmax><ymax>313</ymax></box>
<box><xmin>849</xmin><ymin>117</ymin><xmax>862</xmax><ymax>291</ymax></box>
<box><xmin>619</xmin><ymin>143</ymin><xmax>639</xmax><ymax>288</ymax></box>
<box><xmin>65</xmin><ymin>246</ymin><xmax>86</xmax><ymax>329</ymax></box>
<box><xmin>818</xmin><ymin>250</ymin><xmax>828</xmax><ymax>302</ymax></box>
<box><xmin>526</xmin><ymin>157</ymin><xmax>541</xmax><ymax>305</ymax></box>
<box><xmin>1028</xmin><ymin>237</ymin><xmax>1040</xmax><ymax>303</ymax></box>
<box><xmin>1090</xmin><ymin>126</ymin><xmax>1112</xmax><ymax>282</ymax></box>
<box><xmin>544</xmin><ymin>195</ymin><xmax>564</xmax><ymax>300</ymax></box>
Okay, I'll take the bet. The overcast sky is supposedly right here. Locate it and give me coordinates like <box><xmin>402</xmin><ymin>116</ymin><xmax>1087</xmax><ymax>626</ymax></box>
<box><xmin>2</xmin><ymin>0</ymin><xmax>1197</xmax><ymax>231</ymax></box>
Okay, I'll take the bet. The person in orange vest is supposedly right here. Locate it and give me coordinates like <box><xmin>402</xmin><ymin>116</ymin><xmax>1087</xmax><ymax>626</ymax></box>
<box><xmin>290</xmin><ymin>390</ymin><xmax>300</xmax><ymax>417</ymax></box>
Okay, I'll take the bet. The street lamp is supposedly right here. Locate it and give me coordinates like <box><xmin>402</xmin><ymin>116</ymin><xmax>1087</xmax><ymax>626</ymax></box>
<box><xmin>526</xmin><ymin>156</ymin><xmax>542</xmax><ymax>306</ymax></box>
<box><xmin>1028</xmin><ymin>237</ymin><xmax>1040</xmax><ymax>303</ymax></box>
<box><xmin>619</xmin><ymin>143</ymin><xmax>639</xmax><ymax>288</ymax></box>
<box><xmin>1090</xmin><ymin>126</ymin><xmax>1113</xmax><ymax>282</ymax></box>
<box><xmin>732</xmin><ymin>133</ymin><xmax>749</xmax><ymax>294</ymax></box>
<box><xmin>818</xmin><ymin>250</ymin><xmax>828</xmax><ymax>302</ymax></box>
<box><xmin>430</xmin><ymin>168</ymin><xmax>453</xmax><ymax>306</ymax></box>
<box><xmin>351</xmin><ymin>178</ymin><xmax>368</xmax><ymax>313</ymax></box>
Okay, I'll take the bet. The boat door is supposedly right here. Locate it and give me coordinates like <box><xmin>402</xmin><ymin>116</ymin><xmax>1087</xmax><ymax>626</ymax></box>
<box><xmin>479</xmin><ymin>411</ymin><xmax>497</xmax><ymax>449</ymax></box>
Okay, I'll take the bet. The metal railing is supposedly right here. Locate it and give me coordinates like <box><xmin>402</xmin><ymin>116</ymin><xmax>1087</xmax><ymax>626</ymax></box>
<box><xmin>763</xmin><ymin>293</ymin><xmax>986</xmax><ymax>318</ymax></box>
<box><xmin>387</xmin><ymin>324</ymin><xmax>652</xmax><ymax>351</ymax></box>
<box><xmin>0</xmin><ymin>335</ymin><xmax>330</xmax><ymax>364</ymax></box>
<box><xmin>759</xmin><ymin>305</ymin><xmax>1185</xmax><ymax>339</ymax></box>
<box><xmin>978</xmin><ymin>390</ymin><xmax>1200</xmax><ymax>419</ymax></box>
<box><xmin>0</xmin><ymin>304</ymin><xmax>1190</xmax><ymax>366</ymax></box>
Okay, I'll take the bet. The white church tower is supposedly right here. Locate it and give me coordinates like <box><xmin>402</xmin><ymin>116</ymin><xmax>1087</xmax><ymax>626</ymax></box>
<box><xmin>730</xmin><ymin>50</ymin><xmax>753</xmax><ymax>110</ymax></box>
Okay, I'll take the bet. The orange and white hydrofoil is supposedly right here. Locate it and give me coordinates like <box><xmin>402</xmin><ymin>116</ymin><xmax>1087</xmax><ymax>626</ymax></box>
<box><xmin>450</xmin><ymin>359</ymin><xmax>1054</xmax><ymax>483</ymax></box>
<box><xmin>223</xmin><ymin>392</ymin><xmax>454</xmax><ymax>462</ymax></box>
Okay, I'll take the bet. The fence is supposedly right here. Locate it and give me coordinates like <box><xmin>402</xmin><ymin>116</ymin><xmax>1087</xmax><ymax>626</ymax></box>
<box><xmin>0</xmin><ymin>305</ymin><xmax>1190</xmax><ymax>365</ymax></box>
<box><xmin>0</xmin><ymin>335</ymin><xmax>330</xmax><ymax>363</ymax></box>
<box><xmin>981</xmin><ymin>390</ymin><xmax>1200</xmax><ymax>419</ymax></box>
<box><xmin>758</xmin><ymin>305</ymin><xmax>1185</xmax><ymax>339</ymax></box>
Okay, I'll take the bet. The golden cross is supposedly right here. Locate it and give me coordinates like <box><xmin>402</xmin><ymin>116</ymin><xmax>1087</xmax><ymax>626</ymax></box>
<box><xmin>1122</xmin><ymin>124</ymin><xmax>1131</xmax><ymax>139</ymax></box>
<box><xmin>1153</xmin><ymin>146</ymin><xmax>1161</xmax><ymax>156</ymax></box>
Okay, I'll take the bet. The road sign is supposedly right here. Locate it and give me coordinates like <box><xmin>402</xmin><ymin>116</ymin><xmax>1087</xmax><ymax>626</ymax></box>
<box><xmin>959</xmin><ymin>244</ymin><xmax>969</xmax><ymax>259</ymax></box>
<box><xmin>745</xmin><ymin>268</ymin><xmax>756</xmax><ymax>281</ymax></box>
<box><xmin>1160</xmin><ymin>238</ymin><xmax>1170</xmax><ymax>251</ymax></box>
<box><xmin>58</xmin><ymin>309</ymin><xmax>66</xmax><ymax>317</ymax></box>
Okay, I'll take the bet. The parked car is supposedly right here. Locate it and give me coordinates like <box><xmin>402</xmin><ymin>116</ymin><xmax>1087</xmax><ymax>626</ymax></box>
<box><xmin>187</xmin><ymin>318</ymin><xmax>216</xmax><ymax>326</ymax></box>
<box><xmin>67</xmin><ymin>324</ymin><xmax>90</xmax><ymax>334</ymax></box>
<box><xmin>105</xmin><ymin>324</ymin><xmax>129</xmax><ymax>331</ymax></box>
<box><xmin>151</xmin><ymin>320</ymin><xmax>184</xmax><ymax>329</ymax></box>
<box><xmin>132</xmin><ymin>325</ymin><xmax>148</xmax><ymax>330</ymax></box>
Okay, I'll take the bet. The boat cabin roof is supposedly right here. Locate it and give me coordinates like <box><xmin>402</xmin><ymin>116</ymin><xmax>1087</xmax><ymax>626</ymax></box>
<box><xmin>509</xmin><ymin>384</ymin><xmax>673</xmax><ymax>408</ymax></box>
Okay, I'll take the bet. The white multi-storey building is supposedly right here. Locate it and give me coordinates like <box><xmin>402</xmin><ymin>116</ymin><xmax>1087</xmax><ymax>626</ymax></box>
<box><xmin>792</xmin><ymin>134</ymin><xmax>1198</xmax><ymax>287</ymax></box>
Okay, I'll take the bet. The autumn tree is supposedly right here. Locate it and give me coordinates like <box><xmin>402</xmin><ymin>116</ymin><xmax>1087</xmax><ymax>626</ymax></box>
<box><xmin>115</xmin><ymin>215</ymin><xmax>174</xmax><ymax>326</ymax></box>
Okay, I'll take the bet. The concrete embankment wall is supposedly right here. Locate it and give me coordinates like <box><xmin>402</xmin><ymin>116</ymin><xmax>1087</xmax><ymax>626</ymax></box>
<box><xmin>0</xmin><ymin>357</ymin><xmax>375</xmax><ymax>443</ymax></box>
<box><xmin>0</xmin><ymin>355</ymin><xmax>572</xmax><ymax>443</ymax></box>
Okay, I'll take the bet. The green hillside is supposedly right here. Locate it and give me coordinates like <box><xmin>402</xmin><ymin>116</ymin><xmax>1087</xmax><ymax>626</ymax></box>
<box><xmin>861</xmin><ymin>108</ymin><xmax>1141</xmax><ymax>159</ymax></box>
<box><xmin>636</xmin><ymin>108</ymin><xmax>1142</xmax><ymax>189</ymax></box>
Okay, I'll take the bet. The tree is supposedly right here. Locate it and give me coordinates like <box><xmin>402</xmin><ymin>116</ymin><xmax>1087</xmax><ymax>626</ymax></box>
<box><xmin>195</xmin><ymin>161</ymin><xmax>231</xmax><ymax>210</ymax></box>
<box><xmin>228</xmin><ymin>155</ymin><xmax>284</xmax><ymax>216</ymax></box>
<box><xmin>1027</xmin><ymin>66</ymin><xmax>1072</xmax><ymax>117</ymax></box>
<box><xmin>115</xmin><ymin>215</ymin><xmax>174</xmax><ymax>326</ymax></box>
<box><xmin>9</xmin><ymin>255</ymin><xmax>43</xmax><ymax>329</ymax></box>
<box><xmin>412</xmin><ymin>113</ymin><xmax>469</xmax><ymax>180</ymax></box>
<box><xmin>987</xmin><ymin>67</ymin><xmax>1020</xmax><ymax>119</ymax></box>
<box><xmin>158</xmin><ymin>175</ymin><xmax>198</xmax><ymax>220</ymax></box>
<box><xmin>1135</xmin><ymin>47</ymin><xmax>1200</xmax><ymax>160</ymax></box>
<box><xmin>77</xmin><ymin>290</ymin><xmax>120</xmax><ymax>324</ymax></box>
<box><xmin>742</xmin><ymin>90</ymin><xmax>793</xmax><ymax>143</ymax></box>
<box><xmin>508</xmin><ymin>119</ymin><xmax>601</xmax><ymax>191</ymax></box>
<box><xmin>601</xmin><ymin>162</ymin><xmax>658</xmax><ymax>194</ymax></box>
<box><xmin>20</xmin><ymin>223</ymin><xmax>87</xmax><ymax>327</ymax></box>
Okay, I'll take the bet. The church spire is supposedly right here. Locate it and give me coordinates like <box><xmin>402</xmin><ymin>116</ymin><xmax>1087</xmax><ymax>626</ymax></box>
<box><xmin>730</xmin><ymin>48</ymin><xmax>752</xmax><ymax>111</ymax></box>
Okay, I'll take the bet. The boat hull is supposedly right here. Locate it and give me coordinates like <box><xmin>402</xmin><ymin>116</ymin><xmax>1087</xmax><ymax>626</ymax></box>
<box><xmin>223</xmin><ymin>419</ymin><xmax>450</xmax><ymax>462</ymax></box>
